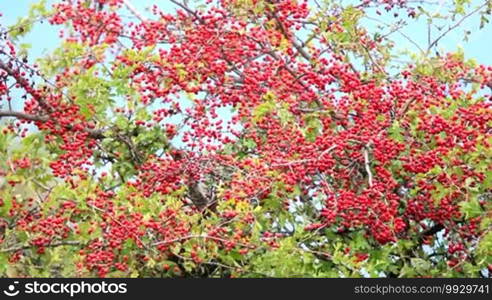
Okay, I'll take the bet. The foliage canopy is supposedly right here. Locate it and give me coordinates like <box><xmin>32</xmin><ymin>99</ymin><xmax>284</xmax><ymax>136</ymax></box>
<box><xmin>0</xmin><ymin>0</ymin><xmax>491</xmax><ymax>277</ymax></box>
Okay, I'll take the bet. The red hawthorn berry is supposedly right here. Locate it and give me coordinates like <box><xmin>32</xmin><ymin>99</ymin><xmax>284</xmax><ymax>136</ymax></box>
<box><xmin>355</xmin><ymin>253</ymin><xmax>369</xmax><ymax>262</ymax></box>
<box><xmin>447</xmin><ymin>260</ymin><xmax>458</xmax><ymax>267</ymax></box>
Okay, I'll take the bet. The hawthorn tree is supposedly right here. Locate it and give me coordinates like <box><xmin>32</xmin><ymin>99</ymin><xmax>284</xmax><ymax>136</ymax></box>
<box><xmin>0</xmin><ymin>0</ymin><xmax>491</xmax><ymax>278</ymax></box>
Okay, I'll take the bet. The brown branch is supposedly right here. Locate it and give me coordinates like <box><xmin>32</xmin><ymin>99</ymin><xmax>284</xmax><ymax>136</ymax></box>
<box><xmin>170</xmin><ymin>0</ymin><xmax>205</xmax><ymax>24</ymax></box>
<box><xmin>0</xmin><ymin>60</ymin><xmax>51</xmax><ymax>112</ymax></box>
<box><xmin>152</xmin><ymin>234</ymin><xmax>253</xmax><ymax>248</ymax></box>
<box><xmin>418</xmin><ymin>223</ymin><xmax>444</xmax><ymax>243</ymax></box>
<box><xmin>0</xmin><ymin>240</ymin><xmax>81</xmax><ymax>253</ymax></box>
<box><xmin>0</xmin><ymin>55</ymin><xmax>107</xmax><ymax>138</ymax></box>
<box><xmin>0</xmin><ymin>109</ymin><xmax>105</xmax><ymax>139</ymax></box>
<box><xmin>0</xmin><ymin>110</ymin><xmax>48</xmax><ymax>122</ymax></box>
<box><xmin>300</xmin><ymin>247</ymin><xmax>332</xmax><ymax>261</ymax></box>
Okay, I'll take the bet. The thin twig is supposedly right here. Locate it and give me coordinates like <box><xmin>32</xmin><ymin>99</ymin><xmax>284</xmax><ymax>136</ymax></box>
<box><xmin>152</xmin><ymin>234</ymin><xmax>253</xmax><ymax>248</ymax></box>
<box><xmin>272</xmin><ymin>145</ymin><xmax>337</xmax><ymax>167</ymax></box>
<box><xmin>364</xmin><ymin>16</ymin><xmax>425</xmax><ymax>54</ymax></box>
<box><xmin>426</xmin><ymin>2</ymin><xmax>488</xmax><ymax>54</ymax></box>
<box><xmin>122</xmin><ymin>0</ymin><xmax>147</xmax><ymax>22</ymax></box>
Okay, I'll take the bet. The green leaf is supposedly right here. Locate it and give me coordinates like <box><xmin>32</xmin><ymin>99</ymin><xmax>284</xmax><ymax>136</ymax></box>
<box><xmin>0</xmin><ymin>253</ymin><xmax>7</xmax><ymax>274</ymax></box>
<box><xmin>278</xmin><ymin>106</ymin><xmax>294</xmax><ymax>126</ymax></box>
<box><xmin>411</xmin><ymin>258</ymin><xmax>431</xmax><ymax>274</ymax></box>
<box><xmin>459</xmin><ymin>196</ymin><xmax>483</xmax><ymax>219</ymax></box>
<box><xmin>480</xmin><ymin>15</ymin><xmax>489</xmax><ymax>29</ymax></box>
<box><xmin>483</xmin><ymin>170</ymin><xmax>492</xmax><ymax>189</ymax></box>
<box><xmin>388</xmin><ymin>121</ymin><xmax>404</xmax><ymax>142</ymax></box>
<box><xmin>252</xmin><ymin>100</ymin><xmax>275</xmax><ymax>123</ymax></box>
<box><xmin>243</xmin><ymin>138</ymin><xmax>257</xmax><ymax>150</ymax></box>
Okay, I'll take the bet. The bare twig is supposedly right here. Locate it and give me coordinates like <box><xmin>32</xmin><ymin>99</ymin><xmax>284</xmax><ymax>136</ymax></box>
<box><xmin>426</xmin><ymin>2</ymin><xmax>488</xmax><ymax>53</ymax></box>
<box><xmin>364</xmin><ymin>16</ymin><xmax>425</xmax><ymax>54</ymax></box>
<box><xmin>122</xmin><ymin>0</ymin><xmax>147</xmax><ymax>22</ymax></box>
<box><xmin>170</xmin><ymin>0</ymin><xmax>204</xmax><ymax>24</ymax></box>
<box><xmin>272</xmin><ymin>145</ymin><xmax>337</xmax><ymax>167</ymax></box>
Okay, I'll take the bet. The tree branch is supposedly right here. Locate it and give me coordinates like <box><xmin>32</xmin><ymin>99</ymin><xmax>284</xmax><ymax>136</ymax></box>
<box><xmin>122</xmin><ymin>0</ymin><xmax>147</xmax><ymax>22</ymax></box>
<box><xmin>0</xmin><ymin>241</ymin><xmax>81</xmax><ymax>253</ymax></box>
<box><xmin>266</xmin><ymin>0</ymin><xmax>312</xmax><ymax>62</ymax></box>
<box><xmin>170</xmin><ymin>0</ymin><xmax>205</xmax><ymax>24</ymax></box>
<box><xmin>152</xmin><ymin>234</ymin><xmax>253</xmax><ymax>248</ymax></box>
<box><xmin>418</xmin><ymin>223</ymin><xmax>444</xmax><ymax>243</ymax></box>
<box><xmin>0</xmin><ymin>109</ymin><xmax>105</xmax><ymax>139</ymax></box>
<box><xmin>0</xmin><ymin>110</ymin><xmax>48</xmax><ymax>122</ymax></box>
<box><xmin>426</xmin><ymin>2</ymin><xmax>488</xmax><ymax>54</ymax></box>
<box><xmin>363</xmin><ymin>148</ymin><xmax>373</xmax><ymax>188</ymax></box>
